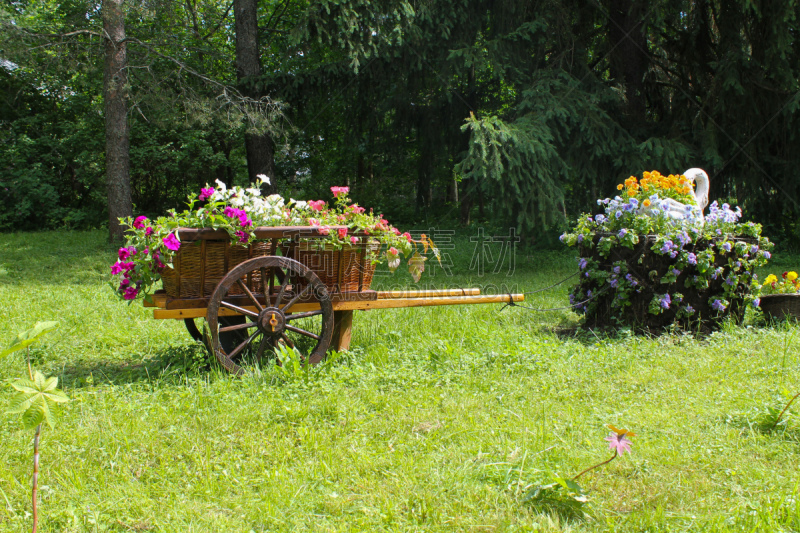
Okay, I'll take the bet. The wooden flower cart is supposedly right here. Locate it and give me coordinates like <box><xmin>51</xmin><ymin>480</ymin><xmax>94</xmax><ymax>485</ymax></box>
<box><xmin>144</xmin><ymin>227</ymin><xmax>524</xmax><ymax>374</ymax></box>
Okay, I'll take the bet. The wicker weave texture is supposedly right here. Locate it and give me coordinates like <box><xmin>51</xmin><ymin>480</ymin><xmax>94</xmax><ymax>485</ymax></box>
<box><xmin>760</xmin><ymin>294</ymin><xmax>800</xmax><ymax>320</ymax></box>
<box><xmin>161</xmin><ymin>238</ymin><xmax>376</xmax><ymax>298</ymax></box>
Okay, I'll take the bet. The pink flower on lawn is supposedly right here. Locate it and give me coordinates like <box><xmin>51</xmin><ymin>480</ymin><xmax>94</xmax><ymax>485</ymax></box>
<box><xmin>308</xmin><ymin>200</ymin><xmax>326</xmax><ymax>212</ymax></box>
<box><xmin>350</xmin><ymin>236</ymin><xmax>359</xmax><ymax>244</ymax></box>
<box><xmin>330</xmin><ymin>186</ymin><xmax>349</xmax><ymax>198</ymax></box>
<box><xmin>199</xmin><ymin>187</ymin><xmax>214</xmax><ymax>201</ymax></box>
<box><xmin>163</xmin><ymin>233</ymin><xmax>181</xmax><ymax>251</ymax></box>
<box><xmin>133</xmin><ymin>216</ymin><xmax>148</xmax><ymax>229</ymax></box>
<box><xmin>122</xmin><ymin>286</ymin><xmax>139</xmax><ymax>300</ymax></box>
<box><xmin>604</xmin><ymin>432</ymin><xmax>633</xmax><ymax>455</ymax></box>
<box><xmin>338</xmin><ymin>227</ymin><xmax>348</xmax><ymax>239</ymax></box>
<box><xmin>318</xmin><ymin>226</ymin><xmax>330</xmax><ymax>236</ymax></box>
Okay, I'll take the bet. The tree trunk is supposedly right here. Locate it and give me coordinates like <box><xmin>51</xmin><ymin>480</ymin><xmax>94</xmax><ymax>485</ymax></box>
<box><xmin>606</xmin><ymin>0</ymin><xmax>648</xmax><ymax>124</ymax></box>
<box><xmin>234</xmin><ymin>0</ymin><xmax>277</xmax><ymax>194</ymax></box>
<box><xmin>103</xmin><ymin>0</ymin><xmax>132</xmax><ymax>243</ymax></box>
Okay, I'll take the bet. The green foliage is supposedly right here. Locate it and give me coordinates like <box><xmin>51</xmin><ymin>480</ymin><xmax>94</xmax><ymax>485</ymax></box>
<box><xmin>8</xmin><ymin>371</ymin><xmax>69</xmax><ymax>430</ymax></box>
<box><xmin>522</xmin><ymin>474</ymin><xmax>589</xmax><ymax>520</ymax></box>
<box><xmin>0</xmin><ymin>321</ymin><xmax>58</xmax><ymax>358</ymax></box>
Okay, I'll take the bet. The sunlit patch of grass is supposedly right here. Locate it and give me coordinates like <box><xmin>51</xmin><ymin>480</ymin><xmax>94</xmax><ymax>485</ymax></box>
<box><xmin>0</xmin><ymin>230</ymin><xmax>799</xmax><ymax>531</ymax></box>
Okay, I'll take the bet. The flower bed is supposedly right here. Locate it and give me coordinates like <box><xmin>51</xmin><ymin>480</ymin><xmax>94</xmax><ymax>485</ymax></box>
<box><xmin>561</xmin><ymin>170</ymin><xmax>772</xmax><ymax>331</ymax></box>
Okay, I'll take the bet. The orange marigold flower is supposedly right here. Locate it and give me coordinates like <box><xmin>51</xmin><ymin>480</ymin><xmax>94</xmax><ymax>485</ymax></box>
<box><xmin>643</xmin><ymin>199</ymin><xmax>651</xmax><ymax>207</ymax></box>
<box><xmin>617</xmin><ymin>184</ymin><xmax>624</xmax><ymax>190</ymax></box>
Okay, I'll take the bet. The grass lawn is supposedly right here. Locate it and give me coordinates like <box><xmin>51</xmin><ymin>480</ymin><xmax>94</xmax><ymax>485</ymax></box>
<box><xmin>0</xmin><ymin>229</ymin><xmax>799</xmax><ymax>532</ymax></box>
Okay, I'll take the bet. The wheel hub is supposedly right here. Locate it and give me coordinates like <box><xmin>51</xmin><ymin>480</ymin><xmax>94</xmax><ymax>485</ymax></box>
<box><xmin>258</xmin><ymin>307</ymin><xmax>285</xmax><ymax>336</ymax></box>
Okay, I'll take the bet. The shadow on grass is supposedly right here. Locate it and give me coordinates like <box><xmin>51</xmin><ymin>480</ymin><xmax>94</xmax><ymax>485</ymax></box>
<box><xmin>58</xmin><ymin>344</ymin><xmax>216</xmax><ymax>388</ymax></box>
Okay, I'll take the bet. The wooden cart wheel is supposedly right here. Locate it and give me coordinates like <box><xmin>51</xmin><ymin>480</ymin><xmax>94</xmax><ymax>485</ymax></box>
<box><xmin>206</xmin><ymin>256</ymin><xmax>334</xmax><ymax>375</ymax></box>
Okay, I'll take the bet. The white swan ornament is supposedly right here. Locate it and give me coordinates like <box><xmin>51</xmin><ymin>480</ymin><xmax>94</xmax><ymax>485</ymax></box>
<box><xmin>641</xmin><ymin>168</ymin><xmax>710</xmax><ymax>221</ymax></box>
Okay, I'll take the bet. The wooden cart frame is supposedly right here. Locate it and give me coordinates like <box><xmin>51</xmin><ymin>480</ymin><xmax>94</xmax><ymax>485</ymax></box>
<box><xmin>145</xmin><ymin>227</ymin><xmax>524</xmax><ymax>374</ymax></box>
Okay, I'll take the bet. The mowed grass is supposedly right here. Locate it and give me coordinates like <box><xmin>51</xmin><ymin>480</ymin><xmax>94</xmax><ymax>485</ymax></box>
<box><xmin>0</xmin><ymin>230</ymin><xmax>799</xmax><ymax>532</ymax></box>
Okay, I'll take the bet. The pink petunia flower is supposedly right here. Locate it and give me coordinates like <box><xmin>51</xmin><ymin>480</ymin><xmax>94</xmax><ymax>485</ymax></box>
<box><xmin>604</xmin><ymin>432</ymin><xmax>633</xmax><ymax>455</ymax></box>
<box><xmin>402</xmin><ymin>232</ymin><xmax>412</xmax><ymax>243</ymax></box>
<box><xmin>118</xmin><ymin>247</ymin><xmax>133</xmax><ymax>260</ymax></box>
<box><xmin>234</xmin><ymin>230</ymin><xmax>249</xmax><ymax>243</ymax></box>
<box><xmin>110</xmin><ymin>262</ymin><xmax>125</xmax><ymax>275</ymax></box>
<box><xmin>392</xmin><ymin>227</ymin><xmax>401</xmax><ymax>236</ymax></box>
<box><xmin>119</xmin><ymin>278</ymin><xmax>130</xmax><ymax>287</ymax></box>
<box><xmin>338</xmin><ymin>227</ymin><xmax>348</xmax><ymax>239</ymax></box>
<box><xmin>199</xmin><ymin>187</ymin><xmax>214</xmax><ymax>201</ymax></box>
<box><xmin>330</xmin><ymin>186</ymin><xmax>350</xmax><ymax>198</ymax></box>
<box><xmin>133</xmin><ymin>216</ymin><xmax>148</xmax><ymax>229</ymax></box>
<box><xmin>122</xmin><ymin>286</ymin><xmax>139</xmax><ymax>300</ymax></box>
<box><xmin>145</xmin><ymin>227</ymin><xmax>154</xmax><ymax>236</ymax></box>
<box><xmin>350</xmin><ymin>236</ymin><xmax>359</xmax><ymax>244</ymax></box>
<box><xmin>318</xmin><ymin>226</ymin><xmax>330</xmax><ymax>236</ymax></box>
<box><xmin>388</xmin><ymin>247</ymin><xmax>399</xmax><ymax>256</ymax></box>
<box><xmin>349</xmin><ymin>204</ymin><xmax>365</xmax><ymax>214</ymax></box>
<box><xmin>163</xmin><ymin>233</ymin><xmax>181</xmax><ymax>251</ymax></box>
<box><xmin>308</xmin><ymin>218</ymin><xmax>320</xmax><ymax>226</ymax></box>
<box><xmin>308</xmin><ymin>200</ymin><xmax>326</xmax><ymax>212</ymax></box>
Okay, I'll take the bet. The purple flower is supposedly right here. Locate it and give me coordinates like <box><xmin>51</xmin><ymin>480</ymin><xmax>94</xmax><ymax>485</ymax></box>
<box><xmin>613</xmin><ymin>266</ymin><xmax>621</xmax><ymax>274</ymax></box>
<box><xmin>752</xmin><ymin>298</ymin><xmax>761</xmax><ymax>308</ymax></box>
<box><xmin>610</xmin><ymin>279</ymin><xmax>618</xmax><ymax>288</ymax></box>
<box><xmin>750</xmin><ymin>245</ymin><xmax>759</xmax><ymax>255</ymax></box>
<box><xmin>722</xmin><ymin>242</ymin><xmax>732</xmax><ymax>252</ymax></box>
<box><xmin>712</xmin><ymin>299</ymin><xmax>726</xmax><ymax>311</ymax></box>
<box><xmin>604</xmin><ymin>432</ymin><xmax>633</xmax><ymax>455</ymax></box>
<box><xmin>660</xmin><ymin>241</ymin><xmax>674</xmax><ymax>254</ymax></box>
<box><xmin>685</xmin><ymin>305</ymin><xmax>695</xmax><ymax>314</ymax></box>
<box><xmin>559</xmin><ymin>233</ymin><xmax>566</xmax><ymax>243</ymax></box>
<box><xmin>725</xmin><ymin>276</ymin><xmax>736</xmax><ymax>286</ymax></box>
<box><xmin>615</xmin><ymin>210</ymin><xmax>623</xmax><ymax>219</ymax></box>
<box><xmin>579</xmin><ymin>258</ymin><xmax>588</xmax><ymax>270</ymax></box>
<box><xmin>672</xmin><ymin>268</ymin><xmax>681</xmax><ymax>276</ymax></box>
<box><xmin>234</xmin><ymin>230</ymin><xmax>249</xmax><ymax>243</ymax></box>
<box><xmin>595</xmin><ymin>214</ymin><xmax>606</xmax><ymax>223</ymax></box>
<box><xmin>618</xmin><ymin>229</ymin><xmax>628</xmax><ymax>239</ymax></box>
<box><xmin>199</xmin><ymin>187</ymin><xmax>214</xmax><ymax>201</ymax></box>
<box><xmin>577</xmin><ymin>234</ymin><xmax>584</xmax><ymax>243</ymax></box>
<box><xmin>763</xmin><ymin>251</ymin><xmax>771</xmax><ymax>259</ymax></box>
<box><xmin>660</xmin><ymin>293</ymin><xmax>671</xmax><ymax>309</ymax></box>
<box><xmin>163</xmin><ymin>233</ymin><xmax>181</xmax><ymax>251</ymax></box>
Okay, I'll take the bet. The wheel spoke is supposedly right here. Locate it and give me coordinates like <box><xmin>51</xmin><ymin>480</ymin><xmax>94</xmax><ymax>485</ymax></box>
<box><xmin>281</xmin><ymin>333</ymin><xmax>295</xmax><ymax>349</ymax></box>
<box><xmin>281</xmin><ymin>284</ymin><xmax>312</xmax><ymax>312</ymax></box>
<box><xmin>236</xmin><ymin>279</ymin><xmax>263</xmax><ymax>312</ymax></box>
<box><xmin>268</xmin><ymin>265</ymin><xmax>275</xmax><ymax>307</ymax></box>
<box><xmin>274</xmin><ymin>268</ymin><xmax>289</xmax><ymax>307</ymax></box>
<box><xmin>219</xmin><ymin>321</ymin><xmax>258</xmax><ymax>333</ymax></box>
<box><xmin>220</xmin><ymin>300</ymin><xmax>259</xmax><ymax>318</ymax></box>
<box><xmin>254</xmin><ymin>335</ymin><xmax>270</xmax><ymax>362</ymax></box>
<box><xmin>285</xmin><ymin>324</ymin><xmax>320</xmax><ymax>340</ymax></box>
<box><xmin>225</xmin><ymin>329</ymin><xmax>261</xmax><ymax>360</ymax></box>
<box><xmin>261</xmin><ymin>267</ymin><xmax>272</xmax><ymax>307</ymax></box>
<box><xmin>285</xmin><ymin>310</ymin><xmax>323</xmax><ymax>321</ymax></box>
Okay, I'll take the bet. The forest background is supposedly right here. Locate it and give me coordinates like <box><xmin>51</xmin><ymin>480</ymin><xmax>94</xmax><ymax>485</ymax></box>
<box><xmin>2</xmin><ymin>0</ymin><xmax>799</xmax><ymax>246</ymax></box>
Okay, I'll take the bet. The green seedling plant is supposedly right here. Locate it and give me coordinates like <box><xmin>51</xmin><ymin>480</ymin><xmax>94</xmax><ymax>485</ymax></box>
<box><xmin>523</xmin><ymin>425</ymin><xmax>636</xmax><ymax>519</ymax></box>
<box><xmin>1</xmin><ymin>321</ymin><xmax>70</xmax><ymax>533</ymax></box>
<box><xmin>770</xmin><ymin>390</ymin><xmax>800</xmax><ymax>430</ymax></box>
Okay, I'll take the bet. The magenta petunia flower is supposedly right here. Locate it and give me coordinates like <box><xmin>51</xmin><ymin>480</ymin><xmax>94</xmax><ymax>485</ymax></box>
<box><xmin>122</xmin><ymin>286</ymin><xmax>139</xmax><ymax>300</ymax></box>
<box><xmin>330</xmin><ymin>186</ymin><xmax>349</xmax><ymax>198</ymax></box>
<box><xmin>604</xmin><ymin>432</ymin><xmax>633</xmax><ymax>455</ymax></box>
<box><xmin>145</xmin><ymin>227</ymin><xmax>154</xmax><ymax>236</ymax></box>
<box><xmin>110</xmin><ymin>262</ymin><xmax>125</xmax><ymax>275</ymax></box>
<box><xmin>234</xmin><ymin>230</ymin><xmax>249</xmax><ymax>243</ymax></box>
<box><xmin>199</xmin><ymin>187</ymin><xmax>214</xmax><ymax>201</ymax></box>
<box><xmin>162</xmin><ymin>233</ymin><xmax>181</xmax><ymax>251</ymax></box>
<box><xmin>118</xmin><ymin>247</ymin><xmax>132</xmax><ymax>260</ymax></box>
<box><xmin>133</xmin><ymin>216</ymin><xmax>148</xmax><ymax>229</ymax></box>
<box><xmin>338</xmin><ymin>227</ymin><xmax>348</xmax><ymax>239</ymax></box>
